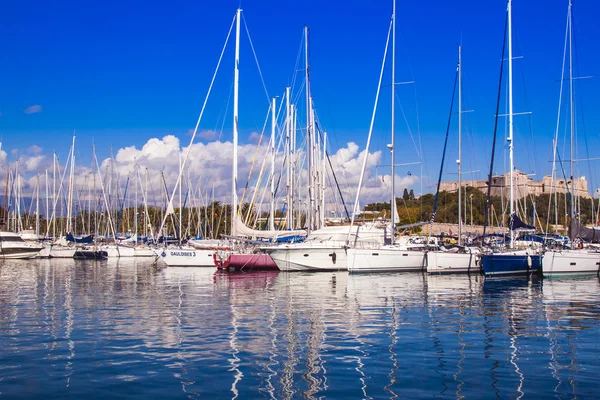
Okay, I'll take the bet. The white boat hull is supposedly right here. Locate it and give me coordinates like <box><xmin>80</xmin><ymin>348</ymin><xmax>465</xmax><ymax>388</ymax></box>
<box><xmin>542</xmin><ymin>249</ymin><xmax>600</xmax><ymax>277</ymax></box>
<box><xmin>102</xmin><ymin>245</ymin><xmax>155</xmax><ymax>258</ymax></box>
<box><xmin>266</xmin><ymin>245</ymin><xmax>347</xmax><ymax>271</ymax></box>
<box><xmin>155</xmin><ymin>247</ymin><xmax>217</xmax><ymax>267</ymax></box>
<box><xmin>347</xmin><ymin>247</ymin><xmax>426</xmax><ymax>273</ymax></box>
<box><xmin>426</xmin><ymin>251</ymin><xmax>480</xmax><ymax>274</ymax></box>
<box><xmin>49</xmin><ymin>247</ymin><xmax>76</xmax><ymax>258</ymax></box>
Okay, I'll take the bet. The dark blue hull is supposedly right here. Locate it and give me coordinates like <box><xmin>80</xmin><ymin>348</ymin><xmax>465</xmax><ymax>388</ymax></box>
<box><xmin>481</xmin><ymin>253</ymin><xmax>542</xmax><ymax>277</ymax></box>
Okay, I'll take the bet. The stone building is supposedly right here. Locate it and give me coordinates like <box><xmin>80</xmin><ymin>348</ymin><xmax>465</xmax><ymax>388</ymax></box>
<box><xmin>439</xmin><ymin>170</ymin><xmax>591</xmax><ymax>199</ymax></box>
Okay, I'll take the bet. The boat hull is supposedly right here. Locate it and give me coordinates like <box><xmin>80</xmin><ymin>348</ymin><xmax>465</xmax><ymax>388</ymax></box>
<box><xmin>49</xmin><ymin>247</ymin><xmax>76</xmax><ymax>258</ymax></box>
<box><xmin>542</xmin><ymin>250</ymin><xmax>600</xmax><ymax>277</ymax></box>
<box><xmin>481</xmin><ymin>252</ymin><xmax>542</xmax><ymax>277</ymax></box>
<box><xmin>0</xmin><ymin>247</ymin><xmax>42</xmax><ymax>259</ymax></box>
<box><xmin>102</xmin><ymin>245</ymin><xmax>155</xmax><ymax>258</ymax></box>
<box><xmin>426</xmin><ymin>251</ymin><xmax>481</xmax><ymax>274</ymax></box>
<box><xmin>266</xmin><ymin>246</ymin><xmax>347</xmax><ymax>271</ymax></box>
<box><xmin>74</xmin><ymin>250</ymin><xmax>108</xmax><ymax>259</ymax></box>
<box><xmin>217</xmin><ymin>253</ymin><xmax>279</xmax><ymax>271</ymax></box>
<box><xmin>347</xmin><ymin>248</ymin><xmax>426</xmax><ymax>273</ymax></box>
<box><xmin>155</xmin><ymin>247</ymin><xmax>217</xmax><ymax>267</ymax></box>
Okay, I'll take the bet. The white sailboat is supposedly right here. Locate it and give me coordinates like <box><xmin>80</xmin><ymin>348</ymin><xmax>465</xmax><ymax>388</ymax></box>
<box><xmin>347</xmin><ymin>0</ymin><xmax>428</xmax><ymax>273</ymax></box>
<box><xmin>427</xmin><ymin>46</ymin><xmax>481</xmax><ymax>274</ymax></box>
<box><xmin>480</xmin><ymin>0</ymin><xmax>542</xmax><ymax>277</ymax></box>
<box><xmin>542</xmin><ymin>0</ymin><xmax>600</xmax><ymax>278</ymax></box>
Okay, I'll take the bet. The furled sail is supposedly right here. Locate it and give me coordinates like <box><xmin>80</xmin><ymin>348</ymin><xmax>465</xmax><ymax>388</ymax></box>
<box><xmin>232</xmin><ymin>215</ymin><xmax>306</xmax><ymax>241</ymax></box>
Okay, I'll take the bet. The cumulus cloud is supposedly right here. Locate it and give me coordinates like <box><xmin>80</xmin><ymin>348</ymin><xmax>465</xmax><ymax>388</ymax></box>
<box><xmin>198</xmin><ymin>130</ymin><xmax>217</xmax><ymax>140</ymax></box>
<box><xmin>25</xmin><ymin>155</ymin><xmax>46</xmax><ymax>171</ymax></box>
<box><xmin>24</xmin><ymin>105</ymin><xmax>42</xmax><ymax>114</ymax></box>
<box><xmin>2</xmin><ymin>135</ymin><xmax>424</xmax><ymax>221</ymax></box>
<box><xmin>247</xmin><ymin>132</ymin><xmax>262</xmax><ymax>145</ymax></box>
<box><xmin>27</xmin><ymin>145</ymin><xmax>43</xmax><ymax>154</ymax></box>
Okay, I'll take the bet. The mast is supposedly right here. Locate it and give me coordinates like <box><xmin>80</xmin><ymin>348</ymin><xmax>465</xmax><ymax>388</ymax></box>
<box><xmin>568</xmin><ymin>0</ymin><xmax>575</xmax><ymax>219</ymax></box>
<box><xmin>134</xmin><ymin>164</ymin><xmax>138</xmax><ymax>239</ymax></box>
<box><xmin>321</xmin><ymin>131</ymin><xmax>327</xmax><ymax>226</ymax></box>
<box><xmin>285</xmin><ymin>87</ymin><xmax>292</xmax><ymax>229</ymax></box>
<box><xmin>507</xmin><ymin>0</ymin><xmax>515</xmax><ymax>249</ymax></box>
<box><xmin>36</xmin><ymin>174</ymin><xmax>40</xmax><ymax>237</ymax></box>
<box><xmin>231</xmin><ymin>8</ymin><xmax>241</xmax><ymax>236</ymax></box>
<box><xmin>66</xmin><ymin>136</ymin><xmax>75</xmax><ymax>234</ymax></box>
<box><xmin>390</xmin><ymin>0</ymin><xmax>397</xmax><ymax>245</ymax></box>
<box><xmin>269</xmin><ymin>96</ymin><xmax>276</xmax><ymax>231</ymax></box>
<box><xmin>179</xmin><ymin>152</ymin><xmax>182</xmax><ymax>242</ymax></box>
<box><xmin>304</xmin><ymin>26</ymin><xmax>313</xmax><ymax>232</ymax></box>
<box><xmin>45</xmin><ymin>169</ymin><xmax>49</xmax><ymax>237</ymax></box>
<box><xmin>457</xmin><ymin>45</ymin><xmax>463</xmax><ymax>245</ymax></box>
<box><xmin>53</xmin><ymin>153</ymin><xmax>56</xmax><ymax>238</ymax></box>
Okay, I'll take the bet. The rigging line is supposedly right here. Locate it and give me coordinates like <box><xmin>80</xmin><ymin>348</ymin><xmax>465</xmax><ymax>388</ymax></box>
<box><xmin>199</xmin><ymin>79</ymin><xmax>234</xmax><ymax>199</ymax></box>
<box><xmin>347</xmin><ymin>16</ymin><xmax>393</xmax><ymax>243</ymax></box>
<box><xmin>394</xmin><ymin>91</ymin><xmax>420</xmax><ymax>160</ymax></box>
<box><xmin>239</xmin><ymin>105</ymin><xmax>271</xmax><ymax>217</ymax></box>
<box><xmin>428</xmin><ymin>58</ymin><xmax>458</xmax><ymax>233</ymax></box>
<box><xmin>483</xmin><ymin>9</ymin><xmax>508</xmax><ymax>239</ymax></box>
<box><xmin>315</xmin><ymin>120</ymin><xmax>351</xmax><ymax>220</ymax></box>
<box><xmin>158</xmin><ymin>18</ymin><xmax>236</xmax><ymax>238</ymax></box>
<box><xmin>547</xmin><ymin>3</ymin><xmax>571</xmax><ymax>234</ymax></box>
<box><xmin>513</xmin><ymin>20</ymin><xmax>540</xmax><ymax>179</ymax></box>
<box><xmin>241</xmin><ymin>13</ymin><xmax>271</xmax><ymax>105</ymax></box>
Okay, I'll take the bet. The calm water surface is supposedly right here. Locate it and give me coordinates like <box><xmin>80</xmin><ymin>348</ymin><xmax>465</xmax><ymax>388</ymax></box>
<box><xmin>1</xmin><ymin>259</ymin><xmax>599</xmax><ymax>399</ymax></box>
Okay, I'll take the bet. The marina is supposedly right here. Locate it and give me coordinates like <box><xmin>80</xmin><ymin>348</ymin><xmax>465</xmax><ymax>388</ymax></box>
<box><xmin>1</xmin><ymin>0</ymin><xmax>600</xmax><ymax>397</ymax></box>
<box><xmin>1</xmin><ymin>259</ymin><xmax>599</xmax><ymax>398</ymax></box>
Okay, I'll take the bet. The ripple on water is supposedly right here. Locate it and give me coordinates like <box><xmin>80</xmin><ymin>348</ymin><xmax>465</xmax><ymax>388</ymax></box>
<box><xmin>1</xmin><ymin>261</ymin><xmax>600</xmax><ymax>398</ymax></box>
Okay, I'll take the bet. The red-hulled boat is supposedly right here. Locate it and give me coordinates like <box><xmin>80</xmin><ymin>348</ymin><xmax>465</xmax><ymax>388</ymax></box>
<box><xmin>214</xmin><ymin>251</ymin><xmax>279</xmax><ymax>271</ymax></box>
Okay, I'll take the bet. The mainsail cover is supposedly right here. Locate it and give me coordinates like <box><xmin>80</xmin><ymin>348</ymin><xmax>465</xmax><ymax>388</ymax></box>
<box><xmin>509</xmin><ymin>213</ymin><xmax>535</xmax><ymax>231</ymax></box>
<box><xmin>569</xmin><ymin>218</ymin><xmax>600</xmax><ymax>243</ymax></box>
<box><xmin>232</xmin><ymin>215</ymin><xmax>306</xmax><ymax>241</ymax></box>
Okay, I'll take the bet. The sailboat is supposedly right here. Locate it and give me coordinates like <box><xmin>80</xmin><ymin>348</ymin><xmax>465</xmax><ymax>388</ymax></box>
<box><xmin>480</xmin><ymin>0</ymin><xmax>542</xmax><ymax>277</ymax></box>
<box><xmin>427</xmin><ymin>46</ymin><xmax>481</xmax><ymax>275</ymax></box>
<box><xmin>347</xmin><ymin>0</ymin><xmax>428</xmax><ymax>273</ymax></box>
<box><xmin>263</xmin><ymin>24</ymin><xmax>392</xmax><ymax>272</ymax></box>
<box><xmin>542</xmin><ymin>0</ymin><xmax>600</xmax><ymax>278</ymax></box>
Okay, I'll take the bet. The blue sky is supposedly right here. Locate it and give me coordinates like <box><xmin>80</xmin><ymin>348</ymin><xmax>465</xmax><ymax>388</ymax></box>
<box><xmin>1</xmin><ymin>0</ymin><xmax>599</xmax><ymax>195</ymax></box>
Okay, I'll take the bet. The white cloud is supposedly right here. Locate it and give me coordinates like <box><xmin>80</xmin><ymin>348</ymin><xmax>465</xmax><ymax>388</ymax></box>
<box><xmin>198</xmin><ymin>130</ymin><xmax>217</xmax><ymax>140</ymax></box>
<box><xmin>27</xmin><ymin>145</ymin><xmax>43</xmax><ymax>154</ymax></box>
<box><xmin>248</xmin><ymin>132</ymin><xmax>262</xmax><ymax>145</ymax></box>
<box><xmin>25</xmin><ymin>155</ymin><xmax>45</xmax><ymax>171</ymax></box>
<box><xmin>24</xmin><ymin>105</ymin><xmax>42</xmax><ymax>114</ymax></box>
<box><xmin>0</xmin><ymin>135</ymin><xmax>424</xmax><ymax>220</ymax></box>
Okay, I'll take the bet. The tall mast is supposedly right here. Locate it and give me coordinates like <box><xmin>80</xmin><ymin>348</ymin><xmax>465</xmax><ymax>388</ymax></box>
<box><xmin>67</xmin><ymin>135</ymin><xmax>75</xmax><ymax>234</ymax></box>
<box><xmin>568</xmin><ymin>0</ymin><xmax>575</xmax><ymax>219</ymax></box>
<box><xmin>285</xmin><ymin>87</ymin><xmax>292</xmax><ymax>229</ymax></box>
<box><xmin>321</xmin><ymin>131</ymin><xmax>327</xmax><ymax>226</ymax></box>
<box><xmin>36</xmin><ymin>174</ymin><xmax>40</xmax><ymax>237</ymax></box>
<box><xmin>390</xmin><ymin>0</ymin><xmax>397</xmax><ymax>245</ymax></box>
<box><xmin>507</xmin><ymin>0</ymin><xmax>515</xmax><ymax>249</ymax></box>
<box><xmin>231</xmin><ymin>8</ymin><xmax>241</xmax><ymax>236</ymax></box>
<box><xmin>457</xmin><ymin>45</ymin><xmax>463</xmax><ymax>245</ymax></box>
<box><xmin>135</xmin><ymin>164</ymin><xmax>138</xmax><ymax>238</ymax></box>
<box><xmin>53</xmin><ymin>153</ymin><xmax>56</xmax><ymax>238</ymax></box>
<box><xmin>45</xmin><ymin>169</ymin><xmax>49</xmax><ymax>237</ymax></box>
<box><xmin>269</xmin><ymin>97</ymin><xmax>276</xmax><ymax>231</ymax></box>
<box><xmin>179</xmin><ymin>152</ymin><xmax>182</xmax><ymax>242</ymax></box>
<box><xmin>304</xmin><ymin>26</ymin><xmax>313</xmax><ymax>232</ymax></box>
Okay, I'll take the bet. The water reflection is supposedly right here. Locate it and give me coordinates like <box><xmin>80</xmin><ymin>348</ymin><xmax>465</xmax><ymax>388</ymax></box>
<box><xmin>0</xmin><ymin>260</ymin><xmax>599</xmax><ymax>398</ymax></box>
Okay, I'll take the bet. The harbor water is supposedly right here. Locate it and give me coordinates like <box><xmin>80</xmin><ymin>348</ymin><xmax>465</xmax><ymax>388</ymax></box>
<box><xmin>1</xmin><ymin>259</ymin><xmax>599</xmax><ymax>398</ymax></box>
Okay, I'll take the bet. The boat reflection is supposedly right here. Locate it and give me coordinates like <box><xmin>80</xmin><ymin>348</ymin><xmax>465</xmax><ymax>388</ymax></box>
<box><xmin>1</xmin><ymin>260</ymin><xmax>599</xmax><ymax>398</ymax></box>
